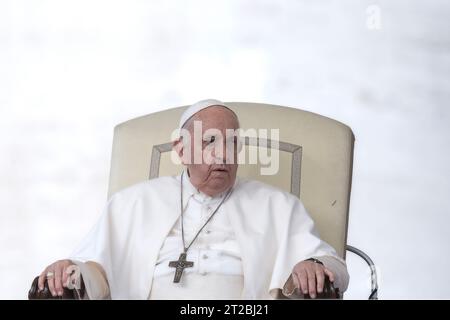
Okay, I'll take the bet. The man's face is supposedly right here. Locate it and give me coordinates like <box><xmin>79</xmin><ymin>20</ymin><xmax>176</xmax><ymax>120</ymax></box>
<box><xmin>174</xmin><ymin>106</ymin><xmax>240</xmax><ymax>197</ymax></box>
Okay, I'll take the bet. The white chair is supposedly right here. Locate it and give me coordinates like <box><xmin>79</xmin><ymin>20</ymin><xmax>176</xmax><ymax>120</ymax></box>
<box><xmin>107</xmin><ymin>102</ymin><xmax>378</xmax><ymax>299</ymax></box>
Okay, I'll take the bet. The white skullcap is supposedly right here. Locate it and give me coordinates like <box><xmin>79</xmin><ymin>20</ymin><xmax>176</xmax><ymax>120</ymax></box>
<box><xmin>179</xmin><ymin>99</ymin><xmax>235</xmax><ymax>129</ymax></box>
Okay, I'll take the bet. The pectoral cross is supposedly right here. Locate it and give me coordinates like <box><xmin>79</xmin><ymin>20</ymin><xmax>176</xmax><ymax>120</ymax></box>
<box><xmin>169</xmin><ymin>252</ymin><xmax>194</xmax><ymax>283</ymax></box>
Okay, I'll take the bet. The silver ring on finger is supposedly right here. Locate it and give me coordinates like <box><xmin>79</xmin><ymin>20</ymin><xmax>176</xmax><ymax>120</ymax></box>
<box><xmin>46</xmin><ymin>271</ymin><xmax>55</xmax><ymax>278</ymax></box>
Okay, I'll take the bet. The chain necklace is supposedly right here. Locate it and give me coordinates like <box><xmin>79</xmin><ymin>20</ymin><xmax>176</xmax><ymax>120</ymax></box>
<box><xmin>168</xmin><ymin>170</ymin><xmax>233</xmax><ymax>283</ymax></box>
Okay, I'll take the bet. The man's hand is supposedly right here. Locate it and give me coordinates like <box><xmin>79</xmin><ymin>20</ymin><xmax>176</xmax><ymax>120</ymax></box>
<box><xmin>38</xmin><ymin>260</ymin><xmax>76</xmax><ymax>297</ymax></box>
<box><xmin>291</xmin><ymin>259</ymin><xmax>335</xmax><ymax>299</ymax></box>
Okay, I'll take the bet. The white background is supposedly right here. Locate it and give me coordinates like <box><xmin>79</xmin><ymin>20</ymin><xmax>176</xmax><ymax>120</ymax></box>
<box><xmin>0</xmin><ymin>0</ymin><xmax>449</xmax><ymax>299</ymax></box>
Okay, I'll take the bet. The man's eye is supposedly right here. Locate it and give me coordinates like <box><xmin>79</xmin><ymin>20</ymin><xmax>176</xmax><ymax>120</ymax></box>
<box><xmin>205</xmin><ymin>136</ymin><xmax>216</xmax><ymax>144</ymax></box>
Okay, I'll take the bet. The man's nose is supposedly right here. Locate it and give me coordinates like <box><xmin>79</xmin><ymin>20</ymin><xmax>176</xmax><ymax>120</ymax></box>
<box><xmin>211</xmin><ymin>145</ymin><xmax>224</xmax><ymax>163</ymax></box>
<box><xmin>212</xmin><ymin>142</ymin><xmax>232</xmax><ymax>164</ymax></box>
<box><xmin>211</xmin><ymin>142</ymin><xmax>234</xmax><ymax>164</ymax></box>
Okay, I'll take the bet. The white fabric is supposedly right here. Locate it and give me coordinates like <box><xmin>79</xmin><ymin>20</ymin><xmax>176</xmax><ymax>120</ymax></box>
<box><xmin>149</xmin><ymin>274</ymin><xmax>244</xmax><ymax>300</ymax></box>
<box><xmin>69</xmin><ymin>174</ymin><xmax>349</xmax><ymax>299</ymax></box>
<box><xmin>153</xmin><ymin>172</ymin><xmax>243</xmax><ymax>278</ymax></box>
<box><xmin>71</xmin><ymin>260</ymin><xmax>110</xmax><ymax>299</ymax></box>
<box><xmin>178</xmin><ymin>99</ymin><xmax>233</xmax><ymax>129</ymax></box>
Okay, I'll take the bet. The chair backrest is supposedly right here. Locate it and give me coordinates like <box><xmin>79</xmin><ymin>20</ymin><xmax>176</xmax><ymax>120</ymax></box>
<box><xmin>107</xmin><ymin>102</ymin><xmax>355</xmax><ymax>258</ymax></box>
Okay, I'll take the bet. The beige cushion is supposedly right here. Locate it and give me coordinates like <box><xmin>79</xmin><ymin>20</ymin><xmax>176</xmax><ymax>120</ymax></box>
<box><xmin>107</xmin><ymin>102</ymin><xmax>354</xmax><ymax>258</ymax></box>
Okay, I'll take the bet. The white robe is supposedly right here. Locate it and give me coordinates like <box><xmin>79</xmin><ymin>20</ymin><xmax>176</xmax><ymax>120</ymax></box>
<box><xmin>69</xmin><ymin>175</ymin><xmax>349</xmax><ymax>299</ymax></box>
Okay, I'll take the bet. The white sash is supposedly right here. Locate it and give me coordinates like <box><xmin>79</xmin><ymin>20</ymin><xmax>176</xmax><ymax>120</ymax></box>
<box><xmin>148</xmin><ymin>273</ymin><xmax>244</xmax><ymax>300</ymax></box>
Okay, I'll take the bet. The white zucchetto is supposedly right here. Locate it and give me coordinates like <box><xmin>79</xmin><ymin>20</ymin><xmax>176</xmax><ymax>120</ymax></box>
<box><xmin>179</xmin><ymin>99</ymin><xmax>235</xmax><ymax>129</ymax></box>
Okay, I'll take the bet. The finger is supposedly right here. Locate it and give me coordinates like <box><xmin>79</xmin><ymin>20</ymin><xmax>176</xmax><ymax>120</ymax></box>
<box><xmin>292</xmin><ymin>272</ymin><xmax>300</xmax><ymax>289</ymax></box>
<box><xmin>47</xmin><ymin>269</ymin><xmax>57</xmax><ymax>297</ymax></box>
<box><xmin>62</xmin><ymin>264</ymin><xmax>71</xmax><ymax>288</ymax></box>
<box><xmin>315</xmin><ymin>267</ymin><xmax>325</xmax><ymax>294</ymax></box>
<box><xmin>324</xmin><ymin>268</ymin><xmax>335</xmax><ymax>283</ymax></box>
<box><xmin>38</xmin><ymin>269</ymin><xmax>47</xmax><ymax>291</ymax></box>
<box><xmin>306</xmin><ymin>268</ymin><xmax>317</xmax><ymax>298</ymax></box>
<box><xmin>54</xmin><ymin>264</ymin><xmax>64</xmax><ymax>296</ymax></box>
<box><xmin>297</xmin><ymin>270</ymin><xmax>309</xmax><ymax>296</ymax></box>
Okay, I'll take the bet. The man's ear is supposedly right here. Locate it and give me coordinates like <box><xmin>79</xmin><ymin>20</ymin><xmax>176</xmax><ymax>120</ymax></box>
<box><xmin>172</xmin><ymin>138</ymin><xmax>185</xmax><ymax>164</ymax></box>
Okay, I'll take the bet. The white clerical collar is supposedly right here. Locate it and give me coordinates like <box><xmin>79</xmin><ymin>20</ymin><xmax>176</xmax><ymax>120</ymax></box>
<box><xmin>181</xmin><ymin>169</ymin><xmax>237</xmax><ymax>203</ymax></box>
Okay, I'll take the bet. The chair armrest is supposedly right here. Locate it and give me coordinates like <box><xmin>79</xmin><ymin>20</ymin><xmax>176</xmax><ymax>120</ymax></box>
<box><xmin>281</xmin><ymin>273</ymin><xmax>340</xmax><ymax>299</ymax></box>
<box><xmin>346</xmin><ymin>245</ymin><xmax>378</xmax><ymax>300</ymax></box>
<box><xmin>28</xmin><ymin>275</ymin><xmax>85</xmax><ymax>300</ymax></box>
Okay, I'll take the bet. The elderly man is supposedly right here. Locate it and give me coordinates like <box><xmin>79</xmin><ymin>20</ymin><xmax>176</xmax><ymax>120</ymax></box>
<box><xmin>37</xmin><ymin>99</ymin><xmax>349</xmax><ymax>299</ymax></box>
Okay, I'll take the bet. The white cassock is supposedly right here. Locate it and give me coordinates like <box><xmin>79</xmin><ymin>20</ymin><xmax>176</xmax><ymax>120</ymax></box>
<box><xmin>69</xmin><ymin>172</ymin><xmax>349</xmax><ymax>299</ymax></box>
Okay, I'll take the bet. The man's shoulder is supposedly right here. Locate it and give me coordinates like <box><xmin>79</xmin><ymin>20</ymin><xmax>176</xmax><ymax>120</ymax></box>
<box><xmin>109</xmin><ymin>175</ymin><xmax>179</xmax><ymax>200</ymax></box>
<box><xmin>236</xmin><ymin>177</ymin><xmax>297</xmax><ymax>202</ymax></box>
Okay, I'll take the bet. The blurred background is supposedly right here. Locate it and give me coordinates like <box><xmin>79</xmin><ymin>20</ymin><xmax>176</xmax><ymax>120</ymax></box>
<box><xmin>1</xmin><ymin>0</ymin><xmax>449</xmax><ymax>299</ymax></box>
